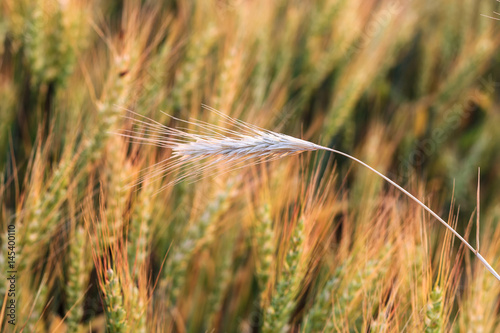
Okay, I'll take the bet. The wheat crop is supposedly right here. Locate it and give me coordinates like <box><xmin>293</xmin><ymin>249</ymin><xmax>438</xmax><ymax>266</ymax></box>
<box><xmin>3</xmin><ymin>1</ymin><xmax>500</xmax><ymax>332</ymax></box>
<box><xmin>120</xmin><ymin>105</ymin><xmax>500</xmax><ymax>283</ymax></box>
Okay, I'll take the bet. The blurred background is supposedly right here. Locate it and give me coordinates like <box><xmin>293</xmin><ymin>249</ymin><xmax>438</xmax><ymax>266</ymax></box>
<box><xmin>1</xmin><ymin>0</ymin><xmax>500</xmax><ymax>332</ymax></box>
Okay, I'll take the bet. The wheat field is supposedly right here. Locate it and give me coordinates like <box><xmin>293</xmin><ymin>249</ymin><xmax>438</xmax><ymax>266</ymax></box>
<box><xmin>1</xmin><ymin>1</ymin><xmax>500</xmax><ymax>332</ymax></box>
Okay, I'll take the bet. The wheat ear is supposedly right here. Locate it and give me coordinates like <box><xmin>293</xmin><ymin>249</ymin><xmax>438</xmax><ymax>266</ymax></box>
<box><xmin>116</xmin><ymin>105</ymin><xmax>500</xmax><ymax>281</ymax></box>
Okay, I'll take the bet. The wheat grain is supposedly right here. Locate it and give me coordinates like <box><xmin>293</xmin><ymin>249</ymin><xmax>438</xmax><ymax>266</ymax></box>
<box><xmin>104</xmin><ymin>269</ymin><xmax>128</xmax><ymax>332</ymax></box>
<box><xmin>117</xmin><ymin>105</ymin><xmax>500</xmax><ymax>282</ymax></box>
<box><xmin>254</xmin><ymin>204</ymin><xmax>274</xmax><ymax>291</ymax></box>
<box><xmin>66</xmin><ymin>225</ymin><xmax>89</xmax><ymax>333</ymax></box>
<box><xmin>424</xmin><ymin>286</ymin><xmax>443</xmax><ymax>333</ymax></box>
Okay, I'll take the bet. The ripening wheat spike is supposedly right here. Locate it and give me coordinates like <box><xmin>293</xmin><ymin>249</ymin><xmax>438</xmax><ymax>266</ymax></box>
<box><xmin>114</xmin><ymin>105</ymin><xmax>500</xmax><ymax>281</ymax></box>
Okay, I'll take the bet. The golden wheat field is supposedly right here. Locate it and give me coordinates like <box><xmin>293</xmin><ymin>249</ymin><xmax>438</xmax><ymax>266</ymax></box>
<box><xmin>1</xmin><ymin>0</ymin><xmax>500</xmax><ymax>332</ymax></box>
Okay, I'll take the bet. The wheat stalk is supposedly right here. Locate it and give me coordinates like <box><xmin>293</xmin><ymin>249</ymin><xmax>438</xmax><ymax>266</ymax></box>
<box><xmin>116</xmin><ymin>104</ymin><xmax>500</xmax><ymax>281</ymax></box>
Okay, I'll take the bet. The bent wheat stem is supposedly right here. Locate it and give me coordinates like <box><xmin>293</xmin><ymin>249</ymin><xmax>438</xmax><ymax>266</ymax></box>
<box><xmin>118</xmin><ymin>105</ymin><xmax>500</xmax><ymax>281</ymax></box>
<box><xmin>320</xmin><ymin>146</ymin><xmax>500</xmax><ymax>281</ymax></box>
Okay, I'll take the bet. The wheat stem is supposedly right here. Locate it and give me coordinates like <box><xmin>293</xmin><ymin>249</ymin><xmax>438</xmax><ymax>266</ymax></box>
<box><xmin>318</xmin><ymin>146</ymin><xmax>500</xmax><ymax>281</ymax></box>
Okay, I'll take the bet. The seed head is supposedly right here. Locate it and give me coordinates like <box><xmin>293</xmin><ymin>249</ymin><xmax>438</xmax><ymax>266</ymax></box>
<box><xmin>116</xmin><ymin>105</ymin><xmax>320</xmax><ymax>188</ymax></box>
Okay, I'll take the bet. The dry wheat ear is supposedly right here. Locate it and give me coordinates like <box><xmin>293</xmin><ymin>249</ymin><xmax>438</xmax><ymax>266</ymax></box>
<box><xmin>114</xmin><ymin>104</ymin><xmax>500</xmax><ymax>281</ymax></box>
